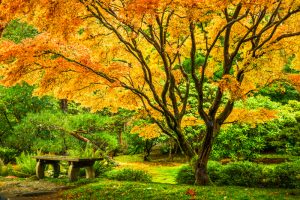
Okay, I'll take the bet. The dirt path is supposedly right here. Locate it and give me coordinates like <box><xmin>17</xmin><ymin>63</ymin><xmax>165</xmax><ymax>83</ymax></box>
<box><xmin>0</xmin><ymin>178</ymin><xmax>69</xmax><ymax>200</ymax></box>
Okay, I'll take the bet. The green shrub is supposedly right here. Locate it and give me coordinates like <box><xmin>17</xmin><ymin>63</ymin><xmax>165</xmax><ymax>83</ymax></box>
<box><xmin>67</xmin><ymin>143</ymin><xmax>102</xmax><ymax>158</ymax></box>
<box><xmin>94</xmin><ymin>160</ymin><xmax>116</xmax><ymax>177</ymax></box>
<box><xmin>0</xmin><ymin>147</ymin><xmax>18</xmax><ymax>164</ymax></box>
<box><xmin>211</xmin><ymin>124</ymin><xmax>264</xmax><ymax>160</ymax></box>
<box><xmin>176</xmin><ymin>161</ymin><xmax>223</xmax><ymax>185</ymax></box>
<box><xmin>105</xmin><ymin>168</ymin><xmax>152</xmax><ymax>182</ymax></box>
<box><xmin>219</xmin><ymin>161</ymin><xmax>264</xmax><ymax>187</ymax></box>
<box><xmin>176</xmin><ymin>161</ymin><xmax>299</xmax><ymax>188</ymax></box>
<box><xmin>176</xmin><ymin>165</ymin><xmax>195</xmax><ymax>185</ymax></box>
<box><xmin>207</xmin><ymin>161</ymin><xmax>222</xmax><ymax>182</ymax></box>
<box><xmin>15</xmin><ymin>152</ymin><xmax>36</xmax><ymax>177</ymax></box>
<box><xmin>0</xmin><ymin>163</ymin><xmax>14</xmax><ymax>177</ymax></box>
<box><xmin>267</xmin><ymin>161</ymin><xmax>300</xmax><ymax>188</ymax></box>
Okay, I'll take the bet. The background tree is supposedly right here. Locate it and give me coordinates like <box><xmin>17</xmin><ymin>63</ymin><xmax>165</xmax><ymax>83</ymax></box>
<box><xmin>0</xmin><ymin>0</ymin><xmax>300</xmax><ymax>185</ymax></box>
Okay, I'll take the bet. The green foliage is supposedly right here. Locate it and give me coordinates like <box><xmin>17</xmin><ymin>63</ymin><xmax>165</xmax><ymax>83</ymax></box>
<box><xmin>207</xmin><ymin>161</ymin><xmax>222</xmax><ymax>182</ymax></box>
<box><xmin>6</xmin><ymin>110</ymin><xmax>72</xmax><ymax>153</ymax></box>
<box><xmin>175</xmin><ymin>165</ymin><xmax>195</xmax><ymax>185</ymax></box>
<box><xmin>125</xmin><ymin>133</ymin><xmax>145</xmax><ymax>155</ymax></box>
<box><xmin>67</xmin><ymin>143</ymin><xmax>102</xmax><ymax>158</ymax></box>
<box><xmin>0</xmin><ymin>163</ymin><xmax>14</xmax><ymax>177</ymax></box>
<box><xmin>176</xmin><ymin>161</ymin><xmax>300</xmax><ymax>188</ymax></box>
<box><xmin>219</xmin><ymin>161</ymin><xmax>264</xmax><ymax>187</ymax></box>
<box><xmin>260</xmin><ymin>101</ymin><xmax>300</xmax><ymax>155</ymax></box>
<box><xmin>93</xmin><ymin>160</ymin><xmax>115</xmax><ymax>177</ymax></box>
<box><xmin>66</xmin><ymin>113</ymin><xmax>112</xmax><ymax>132</ymax></box>
<box><xmin>258</xmin><ymin>84</ymin><xmax>300</xmax><ymax>104</ymax></box>
<box><xmin>15</xmin><ymin>152</ymin><xmax>36</xmax><ymax>177</ymax></box>
<box><xmin>7</xmin><ymin>111</ymin><xmax>120</xmax><ymax>154</ymax></box>
<box><xmin>0</xmin><ymin>83</ymin><xmax>56</xmax><ymax>149</ymax></box>
<box><xmin>67</xmin><ymin>113</ymin><xmax>119</xmax><ymax>152</ymax></box>
<box><xmin>211</xmin><ymin>98</ymin><xmax>300</xmax><ymax>160</ymax></box>
<box><xmin>176</xmin><ymin>52</ymin><xmax>205</xmax><ymax>74</ymax></box>
<box><xmin>0</xmin><ymin>147</ymin><xmax>18</xmax><ymax>164</ymax></box>
<box><xmin>176</xmin><ymin>161</ymin><xmax>222</xmax><ymax>185</ymax></box>
<box><xmin>212</xmin><ymin>124</ymin><xmax>265</xmax><ymax>160</ymax></box>
<box><xmin>2</xmin><ymin>19</ymin><xmax>39</xmax><ymax>43</ymax></box>
<box><xmin>236</xmin><ymin>95</ymin><xmax>282</xmax><ymax>110</ymax></box>
<box><xmin>267</xmin><ymin>161</ymin><xmax>300</xmax><ymax>188</ymax></box>
<box><xmin>105</xmin><ymin>168</ymin><xmax>152</xmax><ymax>183</ymax></box>
<box><xmin>95</xmin><ymin>132</ymin><xmax>119</xmax><ymax>152</ymax></box>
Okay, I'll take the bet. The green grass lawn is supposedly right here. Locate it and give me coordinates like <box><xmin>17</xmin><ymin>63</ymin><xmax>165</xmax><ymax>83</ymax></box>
<box><xmin>62</xmin><ymin>179</ymin><xmax>300</xmax><ymax>200</ymax></box>
<box><xmin>114</xmin><ymin>154</ymin><xmax>184</xmax><ymax>184</ymax></box>
<box><xmin>59</xmin><ymin>154</ymin><xmax>300</xmax><ymax>199</ymax></box>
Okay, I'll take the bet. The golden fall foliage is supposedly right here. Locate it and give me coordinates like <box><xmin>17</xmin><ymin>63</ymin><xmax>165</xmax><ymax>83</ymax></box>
<box><xmin>0</xmin><ymin>1</ymin><xmax>300</xmax><ymax>181</ymax></box>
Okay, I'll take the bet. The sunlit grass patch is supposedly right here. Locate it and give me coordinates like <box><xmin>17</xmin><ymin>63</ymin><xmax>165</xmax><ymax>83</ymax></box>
<box><xmin>114</xmin><ymin>154</ymin><xmax>144</xmax><ymax>163</ymax></box>
<box><xmin>113</xmin><ymin>156</ymin><xmax>185</xmax><ymax>184</ymax></box>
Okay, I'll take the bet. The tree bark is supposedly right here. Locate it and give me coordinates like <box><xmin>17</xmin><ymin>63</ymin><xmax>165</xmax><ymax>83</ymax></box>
<box><xmin>177</xmin><ymin>133</ymin><xmax>195</xmax><ymax>160</ymax></box>
<box><xmin>144</xmin><ymin>139</ymin><xmax>153</xmax><ymax>161</ymax></box>
<box><xmin>60</xmin><ymin>99</ymin><xmax>68</xmax><ymax>113</ymax></box>
<box><xmin>117</xmin><ymin>128</ymin><xmax>123</xmax><ymax>146</ymax></box>
<box><xmin>194</xmin><ymin>122</ymin><xmax>219</xmax><ymax>185</ymax></box>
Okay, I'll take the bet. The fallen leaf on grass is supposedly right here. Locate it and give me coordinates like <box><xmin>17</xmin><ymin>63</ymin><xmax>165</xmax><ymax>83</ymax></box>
<box><xmin>186</xmin><ymin>188</ymin><xmax>196</xmax><ymax>199</ymax></box>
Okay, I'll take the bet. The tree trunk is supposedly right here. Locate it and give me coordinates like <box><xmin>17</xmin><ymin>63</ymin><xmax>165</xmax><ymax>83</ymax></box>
<box><xmin>144</xmin><ymin>139</ymin><xmax>153</xmax><ymax>161</ymax></box>
<box><xmin>60</xmin><ymin>99</ymin><xmax>68</xmax><ymax>113</ymax></box>
<box><xmin>117</xmin><ymin>128</ymin><xmax>123</xmax><ymax>146</ymax></box>
<box><xmin>194</xmin><ymin>122</ymin><xmax>219</xmax><ymax>185</ymax></box>
<box><xmin>177</xmin><ymin>133</ymin><xmax>195</xmax><ymax>160</ymax></box>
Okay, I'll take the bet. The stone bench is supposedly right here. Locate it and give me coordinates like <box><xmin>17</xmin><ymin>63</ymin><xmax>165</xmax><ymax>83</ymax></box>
<box><xmin>32</xmin><ymin>156</ymin><xmax>103</xmax><ymax>181</ymax></box>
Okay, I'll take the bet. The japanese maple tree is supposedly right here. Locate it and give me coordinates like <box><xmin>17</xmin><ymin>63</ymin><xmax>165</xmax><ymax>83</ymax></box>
<box><xmin>0</xmin><ymin>0</ymin><xmax>300</xmax><ymax>185</ymax></box>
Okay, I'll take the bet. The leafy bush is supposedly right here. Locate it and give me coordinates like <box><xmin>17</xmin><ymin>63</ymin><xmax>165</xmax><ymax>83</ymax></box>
<box><xmin>0</xmin><ymin>147</ymin><xmax>18</xmax><ymax>164</ymax></box>
<box><xmin>212</xmin><ymin>124</ymin><xmax>265</xmax><ymax>160</ymax></box>
<box><xmin>105</xmin><ymin>168</ymin><xmax>152</xmax><ymax>182</ymax></box>
<box><xmin>176</xmin><ymin>165</ymin><xmax>195</xmax><ymax>185</ymax></box>
<box><xmin>262</xmin><ymin>103</ymin><xmax>300</xmax><ymax>156</ymax></box>
<box><xmin>0</xmin><ymin>83</ymin><xmax>56</xmax><ymax>153</ymax></box>
<box><xmin>93</xmin><ymin>132</ymin><xmax>119</xmax><ymax>152</ymax></box>
<box><xmin>266</xmin><ymin>161</ymin><xmax>300</xmax><ymax>188</ymax></box>
<box><xmin>211</xmin><ymin>99</ymin><xmax>300</xmax><ymax>160</ymax></box>
<box><xmin>207</xmin><ymin>161</ymin><xmax>222</xmax><ymax>182</ymax></box>
<box><xmin>7</xmin><ymin>111</ymin><xmax>71</xmax><ymax>153</ymax></box>
<box><xmin>176</xmin><ymin>161</ymin><xmax>222</xmax><ymax>185</ymax></box>
<box><xmin>93</xmin><ymin>160</ymin><xmax>115</xmax><ymax>177</ymax></box>
<box><xmin>218</xmin><ymin>161</ymin><xmax>264</xmax><ymax>187</ymax></box>
<box><xmin>15</xmin><ymin>152</ymin><xmax>36</xmax><ymax>177</ymax></box>
<box><xmin>8</xmin><ymin>111</ymin><xmax>119</xmax><ymax>154</ymax></box>
<box><xmin>176</xmin><ymin>161</ymin><xmax>300</xmax><ymax>188</ymax></box>
<box><xmin>0</xmin><ymin>163</ymin><xmax>14</xmax><ymax>177</ymax></box>
<box><xmin>67</xmin><ymin>143</ymin><xmax>102</xmax><ymax>158</ymax></box>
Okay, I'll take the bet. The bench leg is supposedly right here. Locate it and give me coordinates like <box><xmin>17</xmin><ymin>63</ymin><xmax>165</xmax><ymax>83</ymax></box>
<box><xmin>68</xmin><ymin>164</ymin><xmax>79</xmax><ymax>182</ymax></box>
<box><xmin>52</xmin><ymin>162</ymin><xmax>60</xmax><ymax>178</ymax></box>
<box><xmin>85</xmin><ymin>167</ymin><xmax>95</xmax><ymax>179</ymax></box>
<box><xmin>36</xmin><ymin>161</ymin><xmax>45</xmax><ymax>179</ymax></box>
